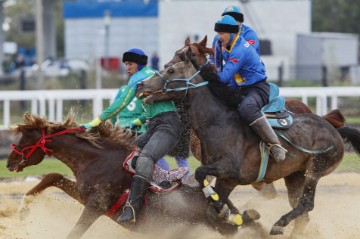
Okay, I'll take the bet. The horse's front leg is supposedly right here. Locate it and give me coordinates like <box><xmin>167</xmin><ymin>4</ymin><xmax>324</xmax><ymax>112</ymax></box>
<box><xmin>66</xmin><ymin>207</ymin><xmax>102</xmax><ymax>239</ymax></box>
<box><xmin>19</xmin><ymin>173</ymin><xmax>81</xmax><ymax>220</ymax></box>
<box><xmin>214</xmin><ymin>178</ymin><xmax>261</xmax><ymax>226</ymax></box>
<box><xmin>195</xmin><ymin>161</ymin><xmax>242</xmax><ymax>224</ymax></box>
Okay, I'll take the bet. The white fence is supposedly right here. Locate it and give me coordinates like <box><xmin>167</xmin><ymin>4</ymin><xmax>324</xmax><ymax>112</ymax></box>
<box><xmin>1</xmin><ymin>87</ymin><xmax>360</xmax><ymax>130</ymax></box>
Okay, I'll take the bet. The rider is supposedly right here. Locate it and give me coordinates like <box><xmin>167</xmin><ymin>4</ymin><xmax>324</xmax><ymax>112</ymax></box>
<box><xmin>110</xmin><ymin>53</ymin><xmax>190</xmax><ymax>180</ymax></box>
<box><xmin>211</xmin><ymin>5</ymin><xmax>260</xmax><ymax>70</ymax></box>
<box><xmin>82</xmin><ymin>48</ymin><xmax>181</xmax><ymax>223</ymax></box>
<box><xmin>214</xmin><ymin>15</ymin><xmax>286</xmax><ymax>162</ymax></box>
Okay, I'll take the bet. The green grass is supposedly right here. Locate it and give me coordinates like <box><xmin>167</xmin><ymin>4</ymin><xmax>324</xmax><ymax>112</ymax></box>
<box><xmin>1</xmin><ymin>153</ymin><xmax>359</xmax><ymax>179</ymax></box>
<box><xmin>335</xmin><ymin>152</ymin><xmax>360</xmax><ymax>173</ymax></box>
<box><xmin>0</xmin><ymin>158</ymin><xmax>73</xmax><ymax>179</ymax></box>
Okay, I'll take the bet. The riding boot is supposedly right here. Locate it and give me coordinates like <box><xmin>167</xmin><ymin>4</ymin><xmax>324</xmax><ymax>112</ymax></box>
<box><xmin>250</xmin><ymin>115</ymin><xmax>287</xmax><ymax>162</ymax></box>
<box><xmin>117</xmin><ymin>175</ymin><xmax>150</xmax><ymax>223</ymax></box>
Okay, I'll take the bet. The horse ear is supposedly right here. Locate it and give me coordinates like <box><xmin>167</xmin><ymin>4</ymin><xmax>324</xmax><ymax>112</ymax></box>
<box><xmin>184</xmin><ymin>47</ymin><xmax>192</xmax><ymax>63</ymax></box>
<box><xmin>185</xmin><ymin>37</ymin><xmax>190</xmax><ymax>46</ymax></box>
<box><xmin>200</xmin><ymin>35</ymin><xmax>207</xmax><ymax>47</ymax></box>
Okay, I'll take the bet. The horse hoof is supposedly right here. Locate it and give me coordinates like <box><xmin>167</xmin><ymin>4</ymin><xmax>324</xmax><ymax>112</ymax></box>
<box><xmin>270</xmin><ymin>225</ymin><xmax>284</xmax><ymax>235</ymax></box>
<box><xmin>242</xmin><ymin>209</ymin><xmax>261</xmax><ymax>224</ymax></box>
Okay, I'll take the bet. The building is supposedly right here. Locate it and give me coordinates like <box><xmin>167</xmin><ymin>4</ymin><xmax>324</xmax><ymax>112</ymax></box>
<box><xmin>63</xmin><ymin>0</ymin><xmax>311</xmax><ymax>79</ymax></box>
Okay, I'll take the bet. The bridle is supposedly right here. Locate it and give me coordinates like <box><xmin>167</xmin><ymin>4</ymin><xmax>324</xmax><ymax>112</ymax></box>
<box><xmin>151</xmin><ymin>58</ymin><xmax>210</xmax><ymax>96</ymax></box>
<box><xmin>10</xmin><ymin>127</ymin><xmax>84</xmax><ymax>166</ymax></box>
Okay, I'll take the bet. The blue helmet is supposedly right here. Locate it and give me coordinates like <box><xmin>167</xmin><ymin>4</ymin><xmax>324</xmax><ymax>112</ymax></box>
<box><xmin>222</xmin><ymin>5</ymin><xmax>244</xmax><ymax>22</ymax></box>
<box><xmin>214</xmin><ymin>15</ymin><xmax>239</xmax><ymax>33</ymax></box>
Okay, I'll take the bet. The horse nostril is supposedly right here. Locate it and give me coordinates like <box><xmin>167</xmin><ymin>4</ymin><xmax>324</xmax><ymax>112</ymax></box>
<box><xmin>6</xmin><ymin>163</ymin><xmax>11</xmax><ymax>169</ymax></box>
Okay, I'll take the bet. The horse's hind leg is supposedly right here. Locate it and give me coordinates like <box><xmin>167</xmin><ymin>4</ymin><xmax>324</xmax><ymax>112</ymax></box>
<box><xmin>284</xmin><ymin>171</ymin><xmax>310</xmax><ymax>234</ymax></box>
<box><xmin>270</xmin><ymin>172</ymin><xmax>320</xmax><ymax>235</ymax></box>
<box><xmin>19</xmin><ymin>173</ymin><xmax>81</xmax><ymax>219</ymax></box>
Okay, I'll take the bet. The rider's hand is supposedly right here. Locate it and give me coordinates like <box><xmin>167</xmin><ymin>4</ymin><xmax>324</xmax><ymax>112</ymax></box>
<box><xmin>81</xmin><ymin>117</ymin><xmax>102</xmax><ymax>132</ymax></box>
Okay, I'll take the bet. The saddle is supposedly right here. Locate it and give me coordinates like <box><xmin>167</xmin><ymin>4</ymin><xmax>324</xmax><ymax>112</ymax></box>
<box><xmin>261</xmin><ymin>83</ymin><xmax>293</xmax><ymax>129</ymax></box>
<box><xmin>123</xmin><ymin>153</ymin><xmax>189</xmax><ymax>193</ymax></box>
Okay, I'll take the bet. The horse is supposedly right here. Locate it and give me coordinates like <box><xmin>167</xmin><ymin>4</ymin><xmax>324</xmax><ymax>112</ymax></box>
<box><xmin>166</xmin><ymin>35</ymin><xmax>346</xmax><ymax>195</ymax></box>
<box><xmin>6</xmin><ymin>111</ymin><xmax>262</xmax><ymax>239</ymax></box>
<box><xmin>135</xmin><ymin>49</ymin><xmax>360</xmax><ymax>235</ymax></box>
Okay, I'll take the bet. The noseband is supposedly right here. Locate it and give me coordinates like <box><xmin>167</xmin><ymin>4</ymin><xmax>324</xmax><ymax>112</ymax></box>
<box><xmin>154</xmin><ymin>60</ymin><xmax>210</xmax><ymax>95</ymax></box>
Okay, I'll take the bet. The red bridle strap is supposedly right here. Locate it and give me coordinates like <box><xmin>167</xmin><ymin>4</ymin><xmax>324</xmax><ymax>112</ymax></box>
<box><xmin>10</xmin><ymin>127</ymin><xmax>85</xmax><ymax>160</ymax></box>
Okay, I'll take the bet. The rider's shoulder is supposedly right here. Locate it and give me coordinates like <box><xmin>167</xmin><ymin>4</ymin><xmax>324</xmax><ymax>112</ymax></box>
<box><xmin>129</xmin><ymin>67</ymin><xmax>156</xmax><ymax>85</ymax></box>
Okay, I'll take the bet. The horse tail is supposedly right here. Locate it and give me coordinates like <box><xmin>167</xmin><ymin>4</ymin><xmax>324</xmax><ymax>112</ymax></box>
<box><xmin>337</xmin><ymin>126</ymin><xmax>360</xmax><ymax>156</ymax></box>
<box><xmin>322</xmin><ymin>109</ymin><xmax>345</xmax><ymax>128</ymax></box>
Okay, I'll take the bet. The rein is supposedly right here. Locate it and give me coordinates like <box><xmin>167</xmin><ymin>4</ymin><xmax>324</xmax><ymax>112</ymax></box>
<box><xmin>10</xmin><ymin>127</ymin><xmax>85</xmax><ymax>163</ymax></box>
<box><xmin>154</xmin><ymin>60</ymin><xmax>210</xmax><ymax>95</ymax></box>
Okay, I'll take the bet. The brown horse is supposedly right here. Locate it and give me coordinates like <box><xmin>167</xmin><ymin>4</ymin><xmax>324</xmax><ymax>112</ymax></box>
<box><xmin>166</xmin><ymin>36</ymin><xmax>345</xmax><ymax>194</ymax></box>
<box><xmin>6</xmin><ymin>111</ymin><xmax>261</xmax><ymax>239</ymax></box>
<box><xmin>136</xmin><ymin>50</ymin><xmax>360</xmax><ymax>235</ymax></box>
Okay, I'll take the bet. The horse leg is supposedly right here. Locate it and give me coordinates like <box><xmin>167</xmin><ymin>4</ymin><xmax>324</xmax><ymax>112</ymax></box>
<box><xmin>19</xmin><ymin>173</ymin><xmax>81</xmax><ymax>220</ymax></box>
<box><xmin>270</xmin><ymin>172</ymin><xmax>320</xmax><ymax>235</ymax></box>
<box><xmin>214</xmin><ymin>178</ymin><xmax>261</xmax><ymax>226</ymax></box>
<box><xmin>66</xmin><ymin>207</ymin><xmax>102</xmax><ymax>239</ymax></box>
<box><xmin>284</xmin><ymin>171</ymin><xmax>310</xmax><ymax>235</ymax></box>
<box><xmin>251</xmin><ymin>182</ymin><xmax>277</xmax><ymax>199</ymax></box>
<box><xmin>195</xmin><ymin>161</ymin><xmax>247</xmax><ymax>226</ymax></box>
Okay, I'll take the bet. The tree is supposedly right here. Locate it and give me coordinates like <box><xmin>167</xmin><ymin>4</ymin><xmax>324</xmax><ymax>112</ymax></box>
<box><xmin>312</xmin><ymin>0</ymin><xmax>360</xmax><ymax>35</ymax></box>
<box><xmin>4</xmin><ymin>0</ymin><xmax>64</xmax><ymax>57</ymax></box>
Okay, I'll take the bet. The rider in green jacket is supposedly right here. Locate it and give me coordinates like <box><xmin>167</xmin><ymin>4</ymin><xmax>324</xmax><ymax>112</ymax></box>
<box><xmin>82</xmin><ymin>48</ymin><xmax>181</xmax><ymax>223</ymax></box>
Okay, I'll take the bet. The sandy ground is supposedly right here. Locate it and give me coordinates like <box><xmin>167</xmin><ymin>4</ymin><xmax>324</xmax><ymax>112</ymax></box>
<box><xmin>0</xmin><ymin>172</ymin><xmax>359</xmax><ymax>239</ymax></box>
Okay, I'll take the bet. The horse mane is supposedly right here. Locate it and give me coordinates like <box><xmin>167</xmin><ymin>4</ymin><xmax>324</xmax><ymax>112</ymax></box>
<box><xmin>199</xmin><ymin>63</ymin><xmax>242</xmax><ymax>109</ymax></box>
<box><xmin>11</xmin><ymin>109</ymin><xmax>134</xmax><ymax>150</ymax></box>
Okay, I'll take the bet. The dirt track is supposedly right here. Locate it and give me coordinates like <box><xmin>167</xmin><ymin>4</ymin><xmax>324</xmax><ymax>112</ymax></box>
<box><xmin>0</xmin><ymin>172</ymin><xmax>359</xmax><ymax>239</ymax></box>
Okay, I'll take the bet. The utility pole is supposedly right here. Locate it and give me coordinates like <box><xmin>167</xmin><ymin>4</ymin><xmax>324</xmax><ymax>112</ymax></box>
<box><xmin>0</xmin><ymin>0</ymin><xmax>5</xmax><ymax>74</ymax></box>
<box><xmin>36</xmin><ymin>0</ymin><xmax>44</xmax><ymax>89</ymax></box>
<box><xmin>104</xmin><ymin>10</ymin><xmax>111</xmax><ymax>71</ymax></box>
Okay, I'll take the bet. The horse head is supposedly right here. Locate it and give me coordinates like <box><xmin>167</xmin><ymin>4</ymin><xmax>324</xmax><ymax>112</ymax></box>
<box><xmin>7</xmin><ymin>114</ymin><xmax>48</xmax><ymax>172</ymax></box>
<box><xmin>164</xmin><ymin>35</ymin><xmax>213</xmax><ymax>69</ymax></box>
<box><xmin>137</xmin><ymin>48</ymin><xmax>202</xmax><ymax>105</ymax></box>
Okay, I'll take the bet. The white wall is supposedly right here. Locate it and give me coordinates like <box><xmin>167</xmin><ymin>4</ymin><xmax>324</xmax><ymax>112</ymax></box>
<box><xmin>64</xmin><ymin>0</ymin><xmax>311</xmax><ymax>76</ymax></box>
<box><xmin>65</xmin><ymin>17</ymin><xmax>158</xmax><ymax>64</ymax></box>
<box><xmin>159</xmin><ymin>0</ymin><xmax>311</xmax><ymax>77</ymax></box>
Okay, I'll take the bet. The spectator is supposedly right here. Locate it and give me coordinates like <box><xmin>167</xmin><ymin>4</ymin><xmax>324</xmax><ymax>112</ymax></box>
<box><xmin>151</xmin><ymin>51</ymin><xmax>159</xmax><ymax>70</ymax></box>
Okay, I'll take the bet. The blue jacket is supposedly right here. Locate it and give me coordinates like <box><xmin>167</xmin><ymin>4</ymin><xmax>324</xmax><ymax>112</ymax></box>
<box><xmin>216</xmin><ymin>35</ymin><xmax>267</xmax><ymax>89</ymax></box>
<box><xmin>212</xmin><ymin>23</ymin><xmax>260</xmax><ymax>59</ymax></box>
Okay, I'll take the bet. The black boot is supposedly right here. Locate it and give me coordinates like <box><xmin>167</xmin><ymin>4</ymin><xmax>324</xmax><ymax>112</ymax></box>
<box><xmin>250</xmin><ymin>115</ymin><xmax>287</xmax><ymax>162</ymax></box>
<box><xmin>117</xmin><ymin>175</ymin><xmax>150</xmax><ymax>223</ymax></box>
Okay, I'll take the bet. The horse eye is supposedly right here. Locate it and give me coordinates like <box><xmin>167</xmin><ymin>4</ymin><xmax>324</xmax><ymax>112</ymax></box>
<box><xmin>191</xmin><ymin>53</ymin><xmax>196</xmax><ymax>57</ymax></box>
<box><xmin>168</xmin><ymin>68</ymin><xmax>175</xmax><ymax>74</ymax></box>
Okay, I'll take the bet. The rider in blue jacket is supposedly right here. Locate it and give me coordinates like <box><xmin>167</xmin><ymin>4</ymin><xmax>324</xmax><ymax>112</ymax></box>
<box><xmin>214</xmin><ymin>15</ymin><xmax>286</xmax><ymax>162</ymax></box>
<box><xmin>211</xmin><ymin>5</ymin><xmax>260</xmax><ymax>69</ymax></box>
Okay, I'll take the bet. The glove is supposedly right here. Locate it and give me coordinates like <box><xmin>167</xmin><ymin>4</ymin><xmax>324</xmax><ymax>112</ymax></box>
<box><xmin>81</xmin><ymin>117</ymin><xmax>102</xmax><ymax>132</ymax></box>
<box><xmin>130</xmin><ymin>119</ymin><xmax>143</xmax><ymax>132</ymax></box>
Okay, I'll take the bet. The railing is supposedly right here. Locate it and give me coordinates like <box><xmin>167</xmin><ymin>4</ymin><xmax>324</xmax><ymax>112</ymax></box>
<box><xmin>280</xmin><ymin>87</ymin><xmax>360</xmax><ymax>115</ymax></box>
<box><xmin>1</xmin><ymin>87</ymin><xmax>360</xmax><ymax>130</ymax></box>
<box><xmin>0</xmin><ymin>89</ymin><xmax>117</xmax><ymax>130</ymax></box>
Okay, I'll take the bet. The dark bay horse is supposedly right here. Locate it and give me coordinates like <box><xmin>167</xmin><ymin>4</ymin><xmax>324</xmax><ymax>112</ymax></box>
<box><xmin>166</xmin><ymin>35</ymin><xmax>346</xmax><ymax>194</ymax></box>
<box><xmin>6</xmin><ymin>112</ymin><xmax>261</xmax><ymax>239</ymax></box>
<box><xmin>136</xmin><ymin>51</ymin><xmax>360</xmax><ymax>235</ymax></box>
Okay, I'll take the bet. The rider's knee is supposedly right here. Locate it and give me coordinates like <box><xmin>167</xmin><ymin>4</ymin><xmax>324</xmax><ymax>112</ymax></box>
<box><xmin>135</xmin><ymin>156</ymin><xmax>155</xmax><ymax>180</ymax></box>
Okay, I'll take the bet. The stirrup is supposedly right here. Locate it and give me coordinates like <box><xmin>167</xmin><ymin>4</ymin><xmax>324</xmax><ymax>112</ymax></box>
<box><xmin>121</xmin><ymin>202</ymin><xmax>136</xmax><ymax>223</ymax></box>
<box><xmin>268</xmin><ymin>143</ymin><xmax>287</xmax><ymax>161</ymax></box>
<box><xmin>268</xmin><ymin>143</ymin><xmax>287</xmax><ymax>154</ymax></box>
